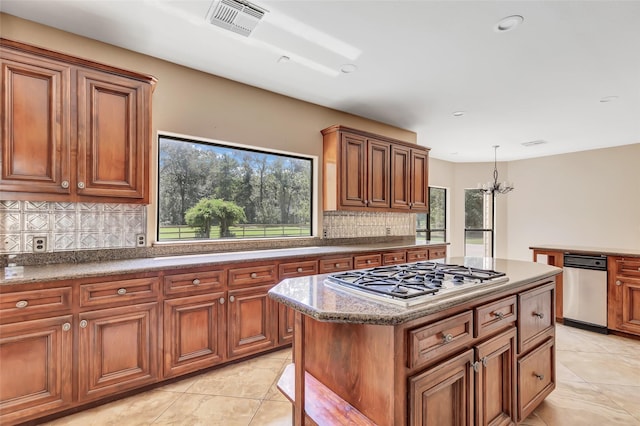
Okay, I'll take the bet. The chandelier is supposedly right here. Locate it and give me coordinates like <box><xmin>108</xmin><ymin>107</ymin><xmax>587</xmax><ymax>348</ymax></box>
<box><xmin>479</xmin><ymin>145</ymin><xmax>514</xmax><ymax>195</ymax></box>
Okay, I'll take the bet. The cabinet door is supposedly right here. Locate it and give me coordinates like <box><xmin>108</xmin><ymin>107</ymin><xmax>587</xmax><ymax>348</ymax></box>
<box><xmin>409</xmin><ymin>348</ymin><xmax>474</xmax><ymax>426</ymax></box>
<box><xmin>339</xmin><ymin>133</ymin><xmax>367</xmax><ymax>208</ymax></box>
<box><xmin>368</xmin><ymin>139</ymin><xmax>390</xmax><ymax>208</ymax></box>
<box><xmin>78</xmin><ymin>302</ymin><xmax>158</xmax><ymax>401</ymax></box>
<box><xmin>163</xmin><ymin>293</ymin><xmax>225</xmax><ymax>378</ymax></box>
<box><xmin>410</xmin><ymin>149</ymin><xmax>429</xmax><ymax>211</ymax></box>
<box><xmin>0</xmin><ymin>48</ymin><xmax>71</xmax><ymax>195</ymax></box>
<box><xmin>227</xmin><ymin>285</ymin><xmax>275</xmax><ymax>358</ymax></box>
<box><xmin>475</xmin><ymin>327</ymin><xmax>516</xmax><ymax>426</ymax></box>
<box><xmin>517</xmin><ymin>338</ymin><xmax>555</xmax><ymax>422</ymax></box>
<box><xmin>390</xmin><ymin>144</ymin><xmax>411</xmax><ymax>210</ymax></box>
<box><xmin>0</xmin><ymin>316</ymin><xmax>72</xmax><ymax>425</ymax></box>
<box><xmin>613</xmin><ymin>276</ymin><xmax>640</xmax><ymax>335</ymax></box>
<box><xmin>76</xmin><ymin>68</ymin><xmax>150</xmax><ymax>202</ymax></box>
<box><xmin>278</xmin><ymin>303</ymin><xmax>295</xmax><ymax>345</ymax></box>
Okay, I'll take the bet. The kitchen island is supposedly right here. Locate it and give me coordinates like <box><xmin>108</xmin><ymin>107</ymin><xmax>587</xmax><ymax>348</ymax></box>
<box><xmin>268</xmin><ymin>257</ymin><xmax>562</xmax><ymax>426</ymax></box>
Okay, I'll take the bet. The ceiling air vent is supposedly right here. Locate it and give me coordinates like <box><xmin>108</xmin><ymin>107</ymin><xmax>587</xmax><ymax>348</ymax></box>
<box><xmin>521</xmin><ymin>139</ymin><xmax>548</xmax><ymax>147</ymax></box>
<box><xmin>206</xmin><ymin>0</ymin><xmax>267</xmax><ymax>37</ymax></box>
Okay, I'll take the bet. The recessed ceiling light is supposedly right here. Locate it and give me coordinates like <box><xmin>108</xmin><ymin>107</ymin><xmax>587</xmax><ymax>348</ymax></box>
<box><xmin>599</xmin><ymin>95</ymin><xmax>619</xmax><ymax>103</ymax></box>
<box><xmin>452</xmin><ymin>111</ymin><xmax>465</xmax><ymax>117</ymax></box>
<box><xmin>494</xmin><ymin>15</ymin><xmax>524</xmax><ymax>32</ymax></box>
<box><xmin>340</xmin><ymin>64</ymin><xmax>357</xmax><ymax>74</ymax></box>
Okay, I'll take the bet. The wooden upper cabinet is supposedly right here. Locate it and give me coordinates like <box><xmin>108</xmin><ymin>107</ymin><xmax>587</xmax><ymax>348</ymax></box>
<box><xmin>0</xmin><ymin>38</ymin><xmax>156</xmax><ymax>204</ymax></box>
<box><xmin>322</xmin><ymin>125</ymin><xmax>429</xmax><ymax>212</ymax></box>
<box><xmin>0</xmin><ymin>47</ymin><xmax>71</xmax><ymax>195</ymax></box>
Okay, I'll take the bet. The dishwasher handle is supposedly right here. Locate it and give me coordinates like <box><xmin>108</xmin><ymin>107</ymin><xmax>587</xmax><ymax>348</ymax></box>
<box><xmin>563</xmin><ymin>254</ymin><xmax>607</xmax><ymax>271</ymax></box>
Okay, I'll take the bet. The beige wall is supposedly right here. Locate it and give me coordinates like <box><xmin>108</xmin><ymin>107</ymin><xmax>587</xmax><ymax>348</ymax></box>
<box><xmin>430</xmin><ymin>145</ymin><xmax>640</xmax><ymax>260</ymax></box>
<box><xmin>0</xmin><ymin>13</ymin><xmax>417</xmax><ymax>242</ymax></box>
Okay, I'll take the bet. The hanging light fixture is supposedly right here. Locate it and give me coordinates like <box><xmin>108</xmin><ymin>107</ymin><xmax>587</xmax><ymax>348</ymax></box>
<box><xmin>479</xmin><ymin>145</ymin><xmax>514</xmax><ymax>195</ymax></box>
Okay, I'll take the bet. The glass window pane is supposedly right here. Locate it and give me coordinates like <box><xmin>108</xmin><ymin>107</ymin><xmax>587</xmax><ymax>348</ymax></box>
<box><xmin>158</xmin><ymin>135</ymin><xmax>313</xmax><ymax>242</ymax></box>
<box><xmin>429</xmin><ymin>188</ymin><xmax>446</xmax><ymax>229</ymax></box>
<box><xmin>464</xmin><ymin>230</ymin><xmax>492</xmax><ymax>257</ymax></box>
<box><xmin>465</xmin><ymin>189</ymin><xmax>485</xmax><ymax>229</ymax></box>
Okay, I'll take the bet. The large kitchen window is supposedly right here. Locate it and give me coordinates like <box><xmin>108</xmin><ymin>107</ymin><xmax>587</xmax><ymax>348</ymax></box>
<box><xmin>417</xmin><ymin>187</ymin><xmax>447</xmax><ymax>243</ymax></box>
<box><xmin>157</xmin><ymin>134</ymin><xmax>313</xmax><ymax>242</ymax></box>
<box><xmin>464</xmin><ymin>189</ymin><xmax>493</xmax><ymax>257</ymax></box>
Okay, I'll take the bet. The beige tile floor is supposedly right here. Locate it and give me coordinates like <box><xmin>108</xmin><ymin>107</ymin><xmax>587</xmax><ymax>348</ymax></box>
<box><xmin>40</xmin><ymin>324</ymin><xmax>640</xmax><ymax>426</ymax></box>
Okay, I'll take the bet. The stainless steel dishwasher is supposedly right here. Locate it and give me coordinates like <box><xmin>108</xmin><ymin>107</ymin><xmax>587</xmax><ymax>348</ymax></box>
<box><xmin>563</xmin><ymin>253</ymin><xmax>608</xmax><ymax>333</ymax></box>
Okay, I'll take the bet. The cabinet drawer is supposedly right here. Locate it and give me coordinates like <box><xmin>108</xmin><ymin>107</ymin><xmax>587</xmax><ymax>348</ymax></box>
<box><xmin>319</xmin><ymin>257</ymin><xmax>353</xmax><ymax>273</ymax></box>
<box><xmin>279</xmin><ymin>260</ymin><xmax>318</xmax><ymax>279</ymax></box>
<box><xmin>383</xmin><ymin>251</ymin><xmax>406</xmax><ymax>265</ymax></box>
<box><xmin>617</xmin><ymin>258</ymin><xmax>640</xmax><ymax>278</ymax></box>
<box><xmin>518</xmin><ymin>282</ymin><xmax>555</xmax><ymax>353</ymax></box>
<box><xmin>518</xmin><ymin>337</ymin><xmax>555</xmax><ymax>421</ymax></box>
<box><xmin>0</xmin><ymin>287</ymin><xmax>72</xmax><ymax>322</ymax></box>
<box><xmin>163</xmin><ymin>269</ymin><xmax>226</xmax><ymax>297</ymax></box>
<box><xmin>79</xmin><ymin>277</ymin><xmax>160</xmax><ymax>309</ymax></box>
<box><xmin>428</xmin><ymin>247</ymin><xmax>447</xmax><ymax>260</ymax></box>
<box><xmin>475</xmin><ymin>295</ymin><xmax>517</xmax><ymax>339</ymax></box>
<box><xmin>408</xmin><ymin>310</ymin><xmax>474</xmax><ymax>369</ymax></box>
<box><xmin>406</xmin><ymin>249</ymin><xmax>428</xmax><ymax>263</ymax></box>
<box><xmin>228</xmin><ymin>264</ymin><xmax>277</xmax><ymax>287</ymax></box>
<box><xmin>353</xmin><ymin>254</ymin><xmax>382</xmax><ymax>269</ymax></box>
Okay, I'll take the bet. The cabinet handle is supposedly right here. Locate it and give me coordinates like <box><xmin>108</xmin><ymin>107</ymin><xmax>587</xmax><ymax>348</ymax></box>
<box><xmin>393</xmin><ymin>257</ymin><xmax>398</xmax><ymax>261</ymax></box>
<box><xmin>442</xmin><ymin>333</ymin><xmax>454</xmax><ymax>343</ymax></box>
<box><xmin>533</xmin><ymin>373</ymin><xmax>545</xmax><ymax>381</ymax></box>
<box><xmin>364</xmin><ymin>200</ymin><xmax>369</xmax><ymax>206</ymax></box>
<box><xmin>80</xmin><ymin>320</ymin><xmax>88</xmax><ymax>328</ymax></box>
<box><xmin>61</xmin><ymin>180</ymin><xmax>70</xmax><ymax>189</ymax></box>
<box><xmin>335</xmin><ymin>263</ymin><xmax>340</xmax><ymax>268</ymax></box>
<box><xmin>250</xmin><ymin>272</ymin><xmax>258</xmax><ymax>279</ymax></box>
<box><xmin>15</xmin><ymin>300</ymin><xmax>28</xmax><ymax>309</ymax></box>
<box><xmin>297</xmin><ymin>267</ymin><xmax>303</xmax><ymax>273</ymax></box>
<box><xmin>77</xmin><ymin>181</ymin><xmax>85</xmax><ymax>189</ymax></box>
<box><xmin>229</xmin><ymin>295</ymin><xmax>235</xmax><ymax>303</ymax></box>
<box><xmin>192</xmin><ymin>278</ymin><xmax>201</xmax><ymax>285</ymax></box>
<box><xmin>62</xmin><ymin>322</ymin><xmax>71</xmax><ymax>332</ymax></box>
<box><xmin>482</xmin><ymin>356</ymin><xmax>489</xmax><ymax>367</ymax></box>
<box><xmin>616</xmin><ymin>280</ymin><xmax>622</xmax><ymax>286</ymax></box>
<box><xmin>472</xmin><ymin>361</ymin><xmax>480</xmax><ymax>373</ymax></box>
<box><xmin>366</xmin><ymin>260</ymin><xmax>372</xmax><ymax>264</ymax></box>
<box><xmin>532</xmin><ymin>312</ymin><xmax>544</xmax><ymax>319</ymax></box>
<box><xmin>493</xmin><ymin>311</ymin><xmax>504</xmax><ymax>320</ymax></box>
<box><xmin>219</xmin><ymin>297</ymin><xmax>225</xmax><ymax>305</ymax></box>
<box><xmin>117</xmin><ymin>288</ymin><xmax>127</xmax><ymax>295</ymax></box>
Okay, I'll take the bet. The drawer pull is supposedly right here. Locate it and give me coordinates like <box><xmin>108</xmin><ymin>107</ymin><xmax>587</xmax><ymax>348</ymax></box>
<box><xmin>442</xmin><ymin>333</ymin><xmax>454</xmax><ymax>343</ymax></box>
<box><xmin>219</xmin><ymin>297</ymin><xmax>225</xmax><ymax>305</ymax></box>
<box><xmin>250</xmin><ymin>272</ymin><xmax>258</xmax><ymax>279</ymax></box>
<box><xmin>493</xmin><ymin>311</ymin><xmax>505</xmax><ymax>320</ymax></box>
<box><xmin>472</xmin><ymin>361</ymin><xmax>480</xmax><ymax>373</ymax></box>
<box><xmin>117</xmin><ymin>288</ymin><xmax>127</xmax><ymax>295</ymax></box>
<box><xmin>534</xmin><ymin>373</ymin><xmax>545</xmax><ymax>381</ymax></box>
<box><xmin>393</xmin><ymin>257</ymin><xmax>398</xmax><ymax>261</ymax></box>
<box><xmin>297</xmin><ymin>267</ymin><xmax>303</xmax><ymax>273</ymax></box>
<box><xmin>616</xmin><ymin>280</ymin><xmax>622</xmax><ymax>286</ymax></box>
<box><xmin>80</xmin><ymin>320</ymin><xmax>88</xmax><ymax>328</ymax></box>
<box><xmin>192</xmin><ymin>278</ymin><xmax>201</xmax><ymax>285</ymax></box>
<box><xmin>15</xmin><ymin>300</ymin><xmax>28</xmax><ymax>309</ymax></box>
<box><xmin>229</xmin><ymin>295</ymin><xmax>235</xmax><ymax>303</ymax></box>
<box><xmin>62</xmin><ymin>322</ymin><xmax>71</xmax><ymax>332</ymax></box>
<box><xmin>335</xmin><ymin>263</ymin><xmax>340</xmax><ymax>268</ymax></box>
<box><xmin>366</xmin><ymin>260</ymin><xmax>372</xmax><ymax>264</ymax></box>
<box><xmin>532</xmin><ymin>312</ymin><xmax>544</xmax><ymax>319</ymax></box>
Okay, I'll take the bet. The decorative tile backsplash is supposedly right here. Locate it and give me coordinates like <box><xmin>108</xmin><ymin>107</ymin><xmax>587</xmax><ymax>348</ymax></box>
<box><xmin>323</xmin><ymin>211</ymin><xmax>416</xmax><ymax>239</ymax></box>
<box><xmin>0</xmin><ymin>201</ymin><xmax>146</xmax><ymax>254</ymax></box>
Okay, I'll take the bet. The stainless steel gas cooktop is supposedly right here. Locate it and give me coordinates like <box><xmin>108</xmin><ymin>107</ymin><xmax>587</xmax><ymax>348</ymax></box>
<box><xmin>326</xmin><ymin>261</ymin><xmax>509</xmax><ymax>307</ymax></box>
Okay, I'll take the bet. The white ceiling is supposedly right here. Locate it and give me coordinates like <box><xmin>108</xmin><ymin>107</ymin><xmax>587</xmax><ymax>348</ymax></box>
<box><xmin>2</xmin><ymin>0</ymin><xmax>639</xmax><ymax>162</ymax></box>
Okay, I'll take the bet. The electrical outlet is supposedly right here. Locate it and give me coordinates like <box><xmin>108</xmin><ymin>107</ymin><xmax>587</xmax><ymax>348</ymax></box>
<box><xmin>33</xmin><ymin>236</ymin><xmax>47</xmax><ymax>253</ymax></box>
<box><xmin>322</xmin><ymin>228</ymin><xmax>328</xmax><ymax>238</ymax></box>
<box><xmin>136</xmin><ymin>234</ymin><xmax>146</xmax><ymax>247</ymax></box>
<box><xmin>386</xmin><ymin>227</ymin><xmax>391</xmax><ymax>236</ymax></box>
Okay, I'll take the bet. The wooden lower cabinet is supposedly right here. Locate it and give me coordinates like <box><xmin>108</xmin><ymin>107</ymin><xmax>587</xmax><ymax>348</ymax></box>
<box><xmin>163</xmin><ymin>293</ymin><xmax>225</xmax><ymax>378</ymax></box>
<box><xmin>227</xmin><ymin>285</ymin><xmax>276</xmax><ymax>358</ymax></box>
<box><xmin>78</xmin><ymin>302</ymin><xmax>159</xmax><ymax>402</ymax></box>
<box><xmin>409</xmin><ymin>348</ymin><xmax>475</xmax><ymax>426</ymax></box>
<box><xmin>608</xmin><ymin>257</ymin><xmax>640</xmax><ymax>336</ymax></box>
<box><xmin>475</xmin><ymin>327</ymin><xmax>516</xmax><ymax>426</ymax></box>
<box><xmin>517</xmin><ymin>338</ymin><xmax>555</xmax><ymax>422</ymax></box>
<box><xmin>0</xmin><ymin>315</ymin><xmax>73</xmax><ymax>424</ymax></box>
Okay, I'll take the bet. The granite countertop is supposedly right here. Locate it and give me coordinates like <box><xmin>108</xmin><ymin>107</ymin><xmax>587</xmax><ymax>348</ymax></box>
<box><xmin>268</xmin><ymin>257</ymin><xmax>562</xmax><ymax>326</ymax></box>
<box><xmin>0</xmin><ymin>242</ymin><xmax>446</xmax><ymax>286</ymax></box>
<box><xmin>529</xmin><ymin>245</ymin><xmax>640</xmax><ymax>258</ymax></box>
